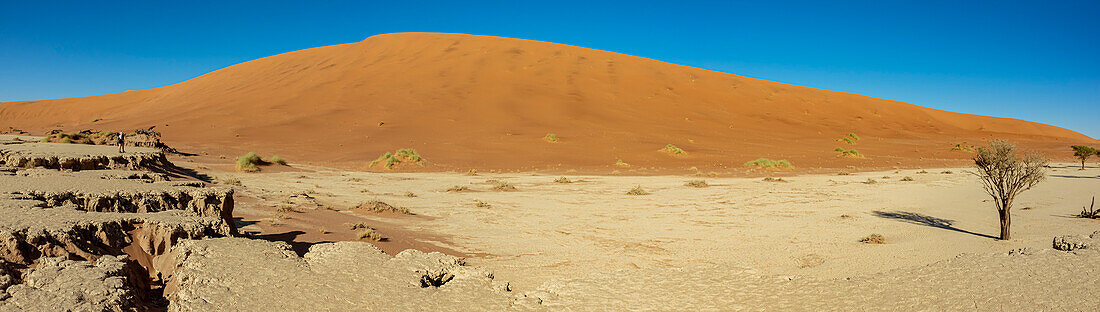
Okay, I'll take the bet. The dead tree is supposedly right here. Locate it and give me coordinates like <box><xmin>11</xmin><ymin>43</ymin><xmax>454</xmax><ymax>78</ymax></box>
<box><xmin>973</xmin><ymin>140</ymin><xmax>1048</xmax><ymax>240</ymax></box>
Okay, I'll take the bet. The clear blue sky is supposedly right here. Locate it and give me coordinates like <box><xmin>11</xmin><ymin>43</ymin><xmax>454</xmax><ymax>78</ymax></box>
<box><xmin>2</xmin><ymin>1</ymin><xmax>1097</xmax><ymax>138</ymax></box>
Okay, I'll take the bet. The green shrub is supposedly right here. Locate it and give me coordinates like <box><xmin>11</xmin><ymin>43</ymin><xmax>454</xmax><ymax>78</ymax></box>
<box><xmin>663</xmin><ymin>144</ymin><xmax>685</xmax><ymax>155</ymax></box>
<box><xmin>835</xmin><ymin>148</ymin><xmax>863</xmax><ymax>158</ymax></box>
<box><xmin>952</xmin><ymin>144</ymin><xmax>975</xmax><ymax>152</ymax></box>
<box><xmin>743</xmin><ymin>158</ymin><xmax>793</xmax><ymax>169</ymax></box>
<box><xmin>544</xmin><ymin>133</ymin><xmax>558</xmax><ymax>142</ymax></box>
<box><xmin>236</xmin><ymin>152</ymin><xmax>265</xmax><ymax>172</ymax></box>
<box><xmin>837</xmin><ymin>133</ymin><xmax>860</xmax><ymax>145</ymax></box>
<box><xmin>369</xmin><ymin>148</ymin><xmax>423</xmax><ymax>169</ymax></box>
<box><xmin>265</xmin><ymin>155</ymin><xmax>287</xmax><ymax>165</ymax></box>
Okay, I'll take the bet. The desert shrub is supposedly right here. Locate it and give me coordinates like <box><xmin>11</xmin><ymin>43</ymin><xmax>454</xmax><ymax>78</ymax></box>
<box><xmin>837</xmin><ymin>171</ymin><xmax>850</xmax><ymax>176</ymax></box>
<box><xmin>663</xmin><ymin>144</ymin><xmax>685</xmax><ymax>155</ymax></box>
<box><xmin>554</xmin><ymin>177</ymin><xmax>572</xmax><ymax>183</ymax></box>
<box><xmin>900</xmin><ymin>176</ymin><xmax>914</xmax><ymax>181</ymax></box>
<box><xmin>404</xmin><ymin>191</ymin><xmax>417</xmax><ymax>197</ymax></box>
<box><xmin>318</xmin><ymin>227</ymin><xmax>330</xmax><ymax>234</ymax></box>
<box><xmin>834</xmin><ymin>148</ymin><xmax>863</xmax><ymax>158</ymax></box>
<box><xmin>626</xmin><ymin>185</ymin><xmax>649</xmax><ymax>195</ymax></box>
<box><xmin>952</xmin><ymin>144</ymin><xmax>975</xmax><ymax>152</ymax></box>
<box><xmin>544</xmin><ymin>133</ymin><xmax>558</xmax><ymax>142</ymax></box>
<box><xmin>348</xmin><ymin>222</ymin><xmax>370</xmax><ymax>230</ymax></box>
<box><xmin>859</xmin><ymin>234</ymin><xmax>886</xmax><ymax>244</ymax></box>
<box><xmin>1071</xmin><ymin>145</ymin><xmax>1097</xmax><ymax>169</ymax></box>
<box><xmin>369</xmin><ymin>148</ymin><xmax>423</xmax><ymax>169</ymax></box>
<box><xmin>973</xmin><ymin>140</ymin><xmax>1048</xmax><ymax>240</ymax></box>
<box><xmin>487</xmin><ymin>180</ymin><xmax>517</xmax><ymax>191</ymax></box>
<box><xmin>357</xmin><ymin>200</ymin><xmax>411</xmax><ymax>214</ymax></box>
<box><xmin>466</xmin><ymin>169</ymin><xmax>478</xmax><ymax>176</ymax></box>
<box><xmin>447</xmin><ymin>185</ymin><xmax>470</xmax><ymax>192</ymax></box>
<box><xmin>265</xmin><ymin>155</ymin><xmax>287</xmax><ymax>165</ymax></box>
<box><xmin>358</xmin><ymin>228</ymin><xmax>384</xmax><ymax>241</ymax></box>
<box><xmin>218</xmin><ymin>178</ymin><xmax>243</xmax><ymax>186</ymax></box>
<box><xmin>762</xmin><ymin>177</ymin><xmax>787</xmax><ymax>182</ymax></box>
<box><xmin>276</xmin><ymin>205</ymin><xmax>297</xmax><ymax>213</ymax></box>
<box><xmin>837</xmin><ymin>133</ymin><xmax>860</xmax><ymax>145</ymax></box>
<box><xmin>863</xmin><ymin>178</ymin><xmax>877</xmax><ymax>184</ymax></box>
<box><xmin>684</xmin><ymin>180</ymin><xmax>708</xmax><ymax>188</ymax></box>
<box><xmin>941</xmin><ymin>170</ymin><xmax>953</xmax><ymax>174</ymax></box>
<box><xmin>615</xmin><ymin>159</ymin><xmax>630</xmax><ymax>167</ymax></box>
<box><xmin>236</xmin><ymin>152</ymin><xmax>265</xmax><ymax>172</ymax></box>
<box><xmin>474</xmin><ymin>200</ymin><xmax>492</xmax><ymax>208</ymax></box>
<box><xmin>743</xmin><ymin>158</ymin><xmax>793</xmax><ymax>169</ymax></box>
<box><xmin>916</xmin><ymin>170</ymin><xmax>929</xmax><ymax>174</ymax></box>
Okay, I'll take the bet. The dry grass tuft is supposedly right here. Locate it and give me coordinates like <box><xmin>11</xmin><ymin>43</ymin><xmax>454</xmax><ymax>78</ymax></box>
<box><xmin>626</xmin><ymin>185</ymin><xmax>650</xmax><ymax>195</ymax></box>
<box><xmin>487</xmin><ymin>180</ymin><xmax>517</xmax><ymax>191</ymax></box>
<box><xmin>684</xmin><ymin>180</ymin><xmax>709</xmax><ymax>188</ymax></box>
<box><xmin>447</xmin><ymin>185</ymin><xmax>471</xmax><ymax>192</ymax></box>
<box><xmin>863</xmin><ymin>178</ymin><xmax>878</xmax><ymax>184</ymax></box>
<box><xmin>762</xmin><ymin>177</ymin><xmax>787</xmax><ymax>182</ymax></box>
<box><xmin>900</xmin><ymin>176</ymin><xmax>915</xmax><ymax>181</ymax></box>
<box><xmin>860</xmin><ymin>234</ymin><xmax>886</xmax><ymax>244</ymax></box>
<box><xmin>837</xmin><ymin>172</ymin><xmax>851</xmax><ymax>176</ymax></box>
<box><xmin>474</xmin><ymin>200</ymin><xmax>492</xmax><ymax>208</ymax></box>
<box><xmin>358</xmin><ymin>228</ymin><xmax>384</xmax><ymax>241</ymax></box>
<box><xmin>356</xmin><ymin>200</ymin><xmax>411</xmax><ymax>214</ymax></box>
<box><xmin>554</xmin><ymin>176</ymin><xmax>573</xmax><ymax>183</ymax></box>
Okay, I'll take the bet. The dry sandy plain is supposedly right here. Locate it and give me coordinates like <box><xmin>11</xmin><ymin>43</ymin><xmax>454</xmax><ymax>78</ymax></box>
<box><xmin>211</xmin><ymin>157</ymin><xmax>1100</xmax><ymax>310</ymax></box>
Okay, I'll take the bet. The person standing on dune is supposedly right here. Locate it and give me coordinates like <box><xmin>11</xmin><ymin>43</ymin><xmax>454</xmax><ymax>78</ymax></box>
<box><xmin>117</xmin><ymin>131</ymin><xmax>125</xmax><ymax>153</ymax></box>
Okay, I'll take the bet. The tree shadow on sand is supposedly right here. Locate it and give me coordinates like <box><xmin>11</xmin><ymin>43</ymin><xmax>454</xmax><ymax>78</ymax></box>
<box><xmin>872</xmin><ymin>211</ymin><xmax>998</xmax><ymax>239</ymax></box>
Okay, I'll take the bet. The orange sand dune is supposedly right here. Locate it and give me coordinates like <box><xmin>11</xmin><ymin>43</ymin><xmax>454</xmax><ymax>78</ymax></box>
<box><xmin>1</xmin><ymin>33</ymin><xmax>1094</xmax><ymax>173</ymax></box>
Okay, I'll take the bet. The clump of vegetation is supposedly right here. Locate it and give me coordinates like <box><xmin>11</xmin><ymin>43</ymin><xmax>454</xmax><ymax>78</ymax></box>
<box><xmin>973</xmin><ymin>140</ymin><xmax>1048</xmax><ymax>240</ymax></box>
<box><xmin>900</xmin><ymin>176</ymin><xmax>915</xmax><ymax>182</ymax></box>
<box><xmin>466</xmin><ymin>169</ymin><xmax>478</xmax><ymax>176</ymax></box>
<box><xmin>837</xmin><ymin>133</ymin><xmax>861</xmax><ymax>145</ymax></box>
<box><xmin>474</xmin><ymin>200</ymin><xmax>492</xmax><ymax>208</ymax></box>
<box><xmin>951</xmin><ymin>144</ymin><xmax>975</xmax><ymax>152</ymax></box>
<box><xmin>236</xmin><ymin>152</ymin><xmax>266</xmax><ymax>172</ymax></box>
<box><xmin>487</xmin><ymin>180</ymin><xmax>517</xmax><ymax>191</ymax></box>
<box><xmin>276</xmin><ymin>205</ymin><xmax>297</xmax><ymax>213</ymax></box>
<box><xmin>684</xmin><ymin>180</ymin><xmax>708</xmax><ymax>188</ymax></box>
<box><xmin>1078</xmin><ymin>197</ymin><xmax>1097</xmax><ymax>219</ymax></box>
<box><xmin>404</xmin><ymin>191</ymin><xmax>417</xmax><ymax>197</ymax></box>
<box><xmin>348</xmin><ymin>222</ymin><xmax>370</xmax><ymax>230</ymax></box>
<box><xmin>863</xmin><ymin>178</ymin><xmax>877</xmax><ymax>184</ymax></box>
<box><xmin>837</xmin><ymin>172</ymin><xmax>851</xmax><ymax>176</ymax></box>
<box><xmin>356</xmin><ymin>200</ymin><xmax>411</xmax><ymax>214</ymax></box>
<box><xmin>264</xmin><ymin>155</ymin><xmax>287</xmax><ymax>165</ymax></box>
<box><xmin>1071</xmin><ymin>145</ymin><xmax>1097</xmax><ymax>170</ymax></box>
<box><xmin>369</xmin><ymin>148</ymin><xmax>423</xmax><ymax>169</ymax></box>
<box><xmin>762</xmin><ymin>177</ymin><xmax>787</xmax><ymax>182</ymax></box>
<box><xmin>834</xmin><ymin>148</ymin><xmax>863</xmax><ymax>158</ymax></box>
<box><xmin>544</xmin><ymin>133</ymin><xmax>558</xmax><ymax>143</ymax></box>
<box><xmin>941</xmin><ymin>170</ymin><xmax>953</xmax><ymax>174</ymax></box>
<box><xmin>318</xmin><ymin>227</ymin><xmax>330</xmax><ymax>234</ymax></box>
<box><xmin>626</xmin><ymin>185</ymin><xmax>649</xmax><ymax>195</ymax></box>
<box><xmin>662</xmin><ymin>144</ymin><xmax>685</xmax><ymax>155</ymax></box>
<box><xmin>916</xmin><ymin>170</ymin><xmax>929</xmax><ymax>174</ymax></box>
<box><xmin>615</xmin><ymin>159</ymin><xmax>630</xmax><ymax>167</ymax></box>
<box><xmin>743</xmin><ymin>158</ymin><xmax>793</xmax><ymax>169</ymax></box>
<box><xmin>554</xmin><ymin>177</ymin><xmax>572</xmax><ymax>183</ymax></box>
<box><xmin>447</xmin><ymin>185</ymin><xmax>470</xmax><ymax>192</ymax></box>
<box><xmin>859</xmin><ymin>234</ymin><xmax>886</xmax><ymax>244</ymax></box>
<box><xmin>217</xmin><ymin>178</ymin><xmax>243</xmax><ymax>186</ymax></box>
<box><xmin>358</xmin><ymin>228</ymin><xmax>384</xmax><ymax>241</ymax></box>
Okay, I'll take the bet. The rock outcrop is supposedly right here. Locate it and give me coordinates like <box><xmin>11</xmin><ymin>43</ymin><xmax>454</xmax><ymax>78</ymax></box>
<box><xmin>0</xmin><ymin>142</ymin><xmax>169</xmax><ymax>171</ymax></box>
<box><xmin>0</xmin><ymin>256</ymin><xmax>144</xmax><ymax>312</ymax></box>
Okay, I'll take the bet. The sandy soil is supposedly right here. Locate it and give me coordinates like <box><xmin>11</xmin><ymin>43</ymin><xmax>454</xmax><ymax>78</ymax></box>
<box><xmin>0</xmin><ymin>33</ymin><xmax>1094</xmax><ymax>173</ymax></box>
<box><xmin>218</xmin><ymin>161</ymin><xmax>1100</xmax><ymax>293</ymax></box>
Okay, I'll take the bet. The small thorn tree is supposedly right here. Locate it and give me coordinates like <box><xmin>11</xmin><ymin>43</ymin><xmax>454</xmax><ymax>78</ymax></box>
<box><xmin>1070</xmin><ymin>145</ymin><xmax>1096</xmax><ymax>170</ymax></box>
<box><xmin>973</xmin><ymin>140</ymin><xmax>1048</xmax><ymax>240</ymax></box>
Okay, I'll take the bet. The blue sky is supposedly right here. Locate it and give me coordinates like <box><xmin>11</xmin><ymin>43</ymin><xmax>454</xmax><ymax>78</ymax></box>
<box><xmin>2</xmin><ymin>1</ymin><xmax>1097</xmax><ymax>138</ymax></box>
